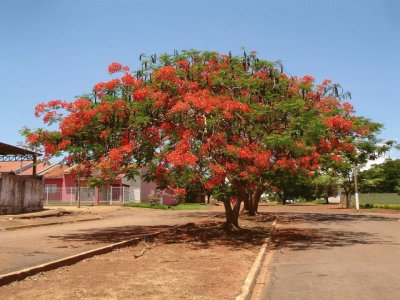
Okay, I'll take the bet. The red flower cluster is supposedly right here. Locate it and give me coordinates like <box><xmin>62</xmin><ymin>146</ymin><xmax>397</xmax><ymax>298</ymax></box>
<box><xmin>58</xmin><ymin>139</ymin><xmax>71</xmax><ymax>150</ymax></box>
<box><xmin>133</xmin><ymin>87</ymin><xmax>150</xmax><ymax>101</ymax></box>
<box><xmin>175</xmin><ymin>60</ymin><xmax>190</xmax><ymax>69</ymax></box>
<box><xmin>323</xmin><ymin>115</ymin><xmax>353</xmax><ymax>131</ymax></box>
<box><xmin>121</xmin><ymin>73</ymin><xmax>142</xmax><ymax>87</ymax></box>
<box><xmin>108</xmin><ymin>62</ymin><xmax>129</xmax><ymax>74</ymax></box>
<box><xmin>170</xmin><ymin>101</ymin><xmax>191</xmax><ymax>114</ymax></box>
<box><xmin>173</xmin><ymin>188</ymin><xmax>186</xmax><ymax>198</ymax></box>
<box><xmin>99</xmin><ymin>142</ymin><xmax>136</xmax><ymax>172</ymax></box>
<box><xmin>165</xmin><ymin>133</ymin><xmax>198</xmax><ymax>167</ymax></box>
<box><xmin>155</xmin><ymin>66</ymin><xmax>176</xmax><ymax>82</ymax></box>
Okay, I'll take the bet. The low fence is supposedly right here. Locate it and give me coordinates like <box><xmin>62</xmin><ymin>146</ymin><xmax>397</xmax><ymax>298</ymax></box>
<box><xmin>43</xmin><ymin>186</ymin><xmax>137</xmax><ymax>206</ymax></box>
<box><xmin>345</xmin><ymin>193</ymin><xmax>400</xmax><ymax>206</ymax></box>
<box><xmin>150</xmin><ymin>189</ymin><xmax>180</xmax><ymax>206</ymax></box>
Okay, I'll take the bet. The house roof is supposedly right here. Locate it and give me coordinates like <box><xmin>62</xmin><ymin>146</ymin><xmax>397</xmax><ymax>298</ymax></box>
<box><xmin>19</xmin><ymin>162</ymin><xmax>56</xmax><ymax>176</ymax></box>
<box><xmin>41</xmin><ymin>164</ymin><xmax>70</xmax><ymax>178</ymax></box>
<box><xmin>61</xmin><ymin>164</ymin><xmax>124</xmax><ymax>179</ymax></box>
<box><xmin>0</xmin><ymin>142</ymin><xmax>41</xmax><ymax>161</ymax></box>
<box><xmin>0</xmin><ymin>161</ymin><xmax>32</xmax><ymax>173</ymax></box>
<box><xmin>0</xmin><ymin>160</ymin><xmax>126</xmax><ymax>179</ymax></box>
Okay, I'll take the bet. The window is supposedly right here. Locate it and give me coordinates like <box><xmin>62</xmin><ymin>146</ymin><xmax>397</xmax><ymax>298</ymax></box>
<box><xmin>45</xmin><ymin>184</ymin><xmax>57</xmax><ymax>193</ymax></box>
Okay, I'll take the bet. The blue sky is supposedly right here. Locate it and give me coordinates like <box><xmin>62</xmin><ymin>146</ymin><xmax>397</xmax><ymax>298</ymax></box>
<box><xmin>0</xmin><ymin>0</ymin><xmax>399</xmax><ymax>158</ymax></box>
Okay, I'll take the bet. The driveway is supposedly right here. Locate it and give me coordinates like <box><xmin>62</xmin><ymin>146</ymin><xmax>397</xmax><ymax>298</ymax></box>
<box><xmin>255</xmin><ymin>205</ymin><xmax>400</xmax><ymax>300</ymax></box>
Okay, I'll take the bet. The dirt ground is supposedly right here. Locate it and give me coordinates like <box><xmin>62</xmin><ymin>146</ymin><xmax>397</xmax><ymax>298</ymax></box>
<box><xmin>0</xmin><ymin>214</ymin><xmax>274</xmax><ymax>300</ymax></box>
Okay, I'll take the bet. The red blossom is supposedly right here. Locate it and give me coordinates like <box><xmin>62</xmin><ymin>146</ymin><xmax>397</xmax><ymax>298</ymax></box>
<box><xmin>58</xmin><ymin>139</ymin><xmax>71</xmax><ymax>150</ymax></box>
<box><xmin>301</xmin><ymin>75</ymin><xmax>314</xmax><ymax>86</ymax></box>
<box><xmin>44</xmin><ymin>143</ymin><xmax>56</xmax><ymax>157</ymax></box>
<box><xmin>323</xmin><ymin>115</ymin><xmax>353</xmax><ymax>131</ymax></box>
<box><xmin>173</xmin><ymin>188</ymin><xmax>186</xmax><ymax>198</ymax></box>
<box><xmin>170</xmin><ymin>101</ymin><xmax>191</xmax><ymax>114</ymax></box>
<box><xmin>155</xmin><ymin>66</ymin><xmax>176</xmax><ymax>82</ymax></box>
<box><xmin>27</xmin><ymin>133</ymin><xmax>39</xmax><ymax>144</ymax></box>
<box><xmin>133</xmin><ymin>87</ymin><xmax>150</xmax><ymax>101</ymax></box>
<box><xmin>121</xmin><ymin>73</ymin><xmax>141</xmax><ymax>87</ymax></box>
<box><xmin>175</xmin><ymin>60</ymin><xmax>190</xmax><ymax>69</ymax></box>
<box><xmin>108</xmin><ymin>62</ymin><xmax>124</xmax><ymax>74</ymax></box>
<box><xmin>342</xmin><ymin>102</ymin><xmax>354</xmax><ymax>113</ymax></box>
<box><xmin>104</xmin><ymin>78</ymin><xmax>120</xmax><ymax>90</ymax></box>
<box><xmin>330</xmin><ymin>155</ymin><xmax>342</xmax><ymax>162</ymax></box>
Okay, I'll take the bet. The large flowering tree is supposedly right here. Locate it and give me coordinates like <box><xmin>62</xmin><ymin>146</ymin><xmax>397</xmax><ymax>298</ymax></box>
<box><xmin>23</xmin><ymin>50</ymin><xmax>379</xmax><ymax>229</ymax></box>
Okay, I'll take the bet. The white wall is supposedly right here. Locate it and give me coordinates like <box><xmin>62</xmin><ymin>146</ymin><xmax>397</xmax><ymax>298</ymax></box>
<box><xmin>0</xmin><ymin>173</ymin><xmax>44</xmax><ymax>214</ymax></box>
<box><xmin>122</xmin><ymin>175</ymin><xmax>141</xmax><ymax>202</ymax></box>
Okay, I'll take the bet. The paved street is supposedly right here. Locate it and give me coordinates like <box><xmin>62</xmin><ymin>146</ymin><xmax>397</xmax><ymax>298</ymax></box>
<box><xmin>0</xmin><ymin>206</ymin><xmax>220</xmax><ymax>275</ymax></box>
<box><xmin>255</xmin><ymin>205</ymin><xmax>400</xmax><ymax>300</ymax></box>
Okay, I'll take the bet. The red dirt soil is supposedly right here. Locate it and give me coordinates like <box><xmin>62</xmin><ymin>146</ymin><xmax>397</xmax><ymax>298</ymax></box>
<box><xmin>0</xmin><ymin>215</ymin><xmax>274</xmax><ymax>300</ymax></box>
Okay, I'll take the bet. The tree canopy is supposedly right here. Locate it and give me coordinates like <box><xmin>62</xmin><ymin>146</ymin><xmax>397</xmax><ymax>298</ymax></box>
<box><xmin>359</xmin><ymin>159</ymin><xmax>400</xmax><ymax>193</ymax></box>
<box><xmin>23</xmin><ymin>50</ymin><xmax>382</xmax><ymax>229</ymax></box>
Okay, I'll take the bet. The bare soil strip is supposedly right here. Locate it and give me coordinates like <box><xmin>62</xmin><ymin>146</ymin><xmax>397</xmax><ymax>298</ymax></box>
<box><xmin>0</xmin><ymin>214</ymin><xmax>274</xmax><ymax>300</ymax></box>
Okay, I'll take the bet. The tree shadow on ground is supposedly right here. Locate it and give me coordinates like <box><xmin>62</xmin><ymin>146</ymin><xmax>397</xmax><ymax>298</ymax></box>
<box><xmin>266</xmin><ymin>211</ymin><xmax>400</xmax><ymax>251</ymax></box>
<box><xmin>271</xmin><ymin>226</ymin><xmax>398</xmax><ymax>251</ymax></box>
<box><xmin>266</xmin><ymin>212</ymin><xmax>398</xmax><ymax>225</ymax></box>
<box><xmin>48</xmin><ymin>215</ymin><xmax>274</xmax><ymax>250</ymax></box>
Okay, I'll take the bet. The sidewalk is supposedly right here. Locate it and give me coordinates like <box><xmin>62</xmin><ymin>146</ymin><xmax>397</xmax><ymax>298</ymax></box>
<box><xmin>0</xmin><ymin>208</ymin><xmax>102</xmax><ymax>231</ymax></box>
<box><xmin>0</xmin><ymin>206</ymin><xmax>223</xmax><ymax>276</ymax></box>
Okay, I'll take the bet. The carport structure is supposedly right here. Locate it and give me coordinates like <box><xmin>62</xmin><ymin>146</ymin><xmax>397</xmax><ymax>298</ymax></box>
<box><xmin>0</xmin><ymin>142</ymin><xmax>41</xmax><ymax>175</ymax></box>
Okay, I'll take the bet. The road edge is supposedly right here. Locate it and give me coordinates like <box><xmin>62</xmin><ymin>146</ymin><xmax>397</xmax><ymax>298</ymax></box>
<box><xmin>235</xmin><ymin>218</ymin><xmax>277</xmax><ymax>300</ymax></box>
<box><xmin>1</xmin><ymin>217</ymin><xmax>103</xmax><ymax>231</ymax></box>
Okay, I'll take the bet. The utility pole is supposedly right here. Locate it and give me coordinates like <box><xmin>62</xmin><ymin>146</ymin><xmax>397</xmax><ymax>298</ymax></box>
<box><xmin>353</xmin><ymin>164</ymin><xmax>359</xmax><ymax>210</ymax></box>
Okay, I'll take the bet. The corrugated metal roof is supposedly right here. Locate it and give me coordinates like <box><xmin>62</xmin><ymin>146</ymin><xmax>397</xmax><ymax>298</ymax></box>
<box><xmin>0</xmin><ymin>142</ymin><xmax>40</xmax><ymax>156</ymax></box>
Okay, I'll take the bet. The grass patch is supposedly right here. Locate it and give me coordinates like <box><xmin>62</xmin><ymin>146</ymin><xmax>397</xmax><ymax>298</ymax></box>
<box><xmin>360</xmin><ymin>203</ymin><xmax>400</xmax><ymax>210</ymax></box>
<box><xmin>123</xmin><ymin>202</ymin><xmax>208</xmax><ymax>210</ymax></box>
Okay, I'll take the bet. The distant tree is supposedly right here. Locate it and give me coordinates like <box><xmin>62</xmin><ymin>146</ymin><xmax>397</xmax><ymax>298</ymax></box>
<box><xmin>268</xmin><ymin>171</ymin><xmax>314</xmax><ymax>204</ymax></box>
<box><xmin>312</xmin><ymin>174</ymin><xmax>340</xmax><ymax>204</ymax></box>
<box><xmin>359</xmin><ymin>159</ymin><xmax>400</xmax><ymax>193</ymax></box>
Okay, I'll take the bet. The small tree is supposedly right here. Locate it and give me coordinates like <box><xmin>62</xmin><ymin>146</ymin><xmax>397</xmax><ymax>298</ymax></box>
<box><xmin>312</xmin><ymin>174</ymin><xmax>340</xmax><ymax>204</ymax></box>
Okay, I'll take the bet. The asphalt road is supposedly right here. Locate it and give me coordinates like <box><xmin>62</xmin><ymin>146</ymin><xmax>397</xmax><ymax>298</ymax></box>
<box><xmin>256</xmin><ymin>207</ymin><xmax>400</xmax><ymax>300</ymax></box>
<box><xmin>0</xmin><ymin>207</ymin><xmax>219</xmax><ymax>275</ymax></box>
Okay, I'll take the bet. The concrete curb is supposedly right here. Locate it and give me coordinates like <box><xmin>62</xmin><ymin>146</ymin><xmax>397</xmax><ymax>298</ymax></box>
<box><xmin>0</xmin><ymin>212</ymin><xmax>222</xmax><ymax>286</ymax></box>
<box><xmin>236</xmin><ymin>218</ymin><xmax>277</xmax><ymax>300</ymax></box>
<box><xmin>0</xmin><ymin>217</ymin><xmax>103</xmax><ymax>231</ymax></box>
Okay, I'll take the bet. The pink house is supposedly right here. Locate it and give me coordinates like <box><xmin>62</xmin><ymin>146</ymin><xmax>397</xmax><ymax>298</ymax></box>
<box><xmin>0</xmin><ymin>161</ymin><xmax>178</xmax><ymax>205</ymax></box>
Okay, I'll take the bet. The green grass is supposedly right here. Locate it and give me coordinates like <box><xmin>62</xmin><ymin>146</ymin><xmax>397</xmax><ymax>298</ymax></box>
<box><xmin>123</xmin><ymin>202</ymin><xmax>208</xmax><ymax>210</ymax></box>
<box><xmin>359</xmin><ymin>203</ymin><xmax>400</xmax><ymax>210</ymax></box>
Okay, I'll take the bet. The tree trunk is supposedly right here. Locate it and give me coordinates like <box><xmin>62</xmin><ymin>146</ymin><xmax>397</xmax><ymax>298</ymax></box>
<box><xmin>206</xmin><ymin>193</ymin><xmax>211</xmax><ymax>204</ymax></box>
<box><xmin>232</xmin><ymin>199</ymin><xmax>241</xmax><ymax>227</ymax></box>
<box><xmin>252</xmin><ymin>188</ymin><xmax>264</xmax><ymax>214</ymax></box>
<box><xmin>241</xmin><ymin>185</ymin><xmax>263</xmax><ymax>216</ymax></box>
<box><xmin>279</xmin><ymin>192</ymin><xmax>286</xmax><ymax>205</ymax></box>
<box><xmin>222</xmin><ymin>199</ymin><xmax>241</xmax><ymax>230</ymax></box>
<box><xmin>325</xmin><ymin>196</ymin><xmax>329</xmax><ymax>204</ymax></box>
<box><xmin>243</xmin><ymin>196</ymin><xmax>250</xmax><ymax>211</ymax></box>
<box><xmin>345</xmin><ymin>192</ymin><xmax>351</xmax><ymax>208</ymax></box>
